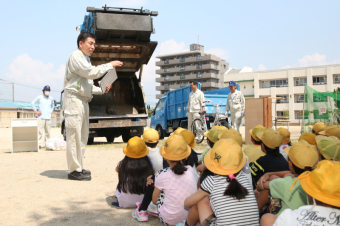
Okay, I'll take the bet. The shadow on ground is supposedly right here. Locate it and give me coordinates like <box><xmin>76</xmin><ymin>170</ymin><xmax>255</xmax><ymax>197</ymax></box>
<box><xmin>40</xmin><ymin>170</ymin><xmax>68</xmax><ymax>180</ymax></box>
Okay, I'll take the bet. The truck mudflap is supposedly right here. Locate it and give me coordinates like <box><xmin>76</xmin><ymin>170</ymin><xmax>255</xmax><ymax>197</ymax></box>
<box><xmin>89</xmin><ymin>114</ymin><xmax>147</xmax><ymax>128</ymax></box>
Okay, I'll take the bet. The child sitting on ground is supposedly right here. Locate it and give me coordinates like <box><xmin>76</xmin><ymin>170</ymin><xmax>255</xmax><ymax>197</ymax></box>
<box><xmin>143</xmin><ymin>128</ymin><xmax>163</xmax><ymax>173</ymax></box>
<box><xmin>113</xmin><ymin>136</ymin><xmax>155</xmax><ymax>208</ymax></box>
<box><xmin>260</xmin><ymin>160</ymin><xmax>340</xmax><ymax>226</ymax></box>
<box><xmin>177</xmin><ymin>139</ymin><xmax>259</xmax><ymax>226</ymax></box>
<box><xmin>255</xmin><ymin>140</ymin><xmax>318</xmax><ymax>215</ymax></box>
<box><xmin>316</xmin><ymin>135</ymin><xmax>340</xmax><ymax>161</ymax></box>
<box><xmin>201</xmin><ymin>127</ymin><xmax>223</xmax><ymax>164</ymax></box>
<box><xmin>308</xmin><ymin>121</ymin><xmax>326</xmax><ymax>135</ymax></box>
<box><xmin>276</xmin><ymin>127</ymin><xmax>291</xmax><ymax>162</ymax></box>
<box><xmin>132</xmin><ymin>135</ymin><xmax>198</xmax><ymax>224</ymax></box>
<box><xmin>298</xmin><ymin>132</ymin><xmax>317</xmax><ymax>146</ymax></box>
<box><xmin>244</xmin><ymin>125</ymin><xmax>266</xmax><ymax>163</ymax></box>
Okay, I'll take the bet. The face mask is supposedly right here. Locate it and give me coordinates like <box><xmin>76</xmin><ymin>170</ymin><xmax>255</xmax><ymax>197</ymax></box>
<box><xmin>44</xmin><ymin>91</ymin><xmax>50</xmax><ymax>96</ymax></box>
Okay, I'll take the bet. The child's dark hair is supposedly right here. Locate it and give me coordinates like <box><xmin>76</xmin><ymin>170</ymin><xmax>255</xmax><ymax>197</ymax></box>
<box><xmin>117</xmin><ymin>156</ymin><xmax>153</xmax><ymax>195</ymax></box>
<box><xmin>288</xmin><ymin>157</ymin><xmax>313</xmax><ymax>175</ymax></box>
<box><xmin>251</xmin><ymin>136</ymin><xmax>262</xmax><ymax>145</ymax></box>
<box><xmin>320</xmin><ymin>153</ymin><xmax>326</xmax><ymax>160</ymax></box>
<box><xmin>183</xmin><ymin>148</ymin><xmax>199</xmax><ymax>168</ymax></box>
<box><xmin>171</xmin><ymin>160</ymin><xmax>187</xmax><ymax>175</ymax></box>
<box><xmin>224</xmin><ymin>172</ymin><xmax>249</xmax><ymax>200</ymax></box>
<box><xmin>207</xmin><ymin>138</ymin><xmax>215</xmax><ymax>148</ymax></box>
<box><xmin>145</xmin><ymin>141</ymin><xmax>158</xmax><ymax>148</ymax></box>
<box><xmin>287</xmin><ymin>141</ymin><xmax>292</xmax><ymax>146</ymax></box>
<box><xmin>263</xmin><ymin>143</ymin><xmax>280</xmax><ymax>156</ymax></box>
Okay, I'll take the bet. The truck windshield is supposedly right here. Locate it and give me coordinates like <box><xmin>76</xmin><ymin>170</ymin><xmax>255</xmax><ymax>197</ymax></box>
<box><xmin>155</xmin><ymin>99</ymin><xmax>165</xmax><ymax>112</ymax></box>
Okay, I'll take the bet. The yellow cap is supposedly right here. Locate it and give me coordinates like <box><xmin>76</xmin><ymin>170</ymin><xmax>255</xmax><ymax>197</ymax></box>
<box><xmin>298</xmin><ymin>132</ymin><xmax>317</xmax><ymax>146</ymax></box>
<box><xmin>218</xmin><ymin>128</ymin><xmax>243</xmax><ymax>146</ymax></box>
<box><xmin>316</xmin><ymin>136</ymin><xmax>340</xmax><ymax>161</ymax></box>
<box><xmin>276</xmin><ymin>127</ymin><xmax>291</xmax><ymax>144</ymax></box>
<box><xmin>256</xmin><ymin>128</ymin><xmax>283</xmax><ymax>149</ymax></box>
<box><xmin>284</xmin><ymin>140</ymin><xmax>319</xmax><ymax>169</ymax></box>
<box><xmin>204</xmin><ymin>138</ymin><xmax>246</xmax><ymax>175</ymax></box>
<box><xmin>204</xmin><ymin>127</ymin><xmax>223</xmax><ymax>143</ymax></box>
<box><xmin>160</xmin><ymin>134</ymin><xmax>191</xmax><ymax>161</ymax></box>
<box><xmin>142</xmin><ymin>128</ymin><xmax>159</xmax><ymax>143</ymax></box>
<box><xmin>180</xmin><ymin>130</ymin><xmax>196</xmax><ymax>148</ymax></box>
<box><xmin>249</xmin><ymin>125</ymin><xmax>265</xmax><ymax>141</ymax></box>
<box><xmin>308</xmin><ymin>122</ymin><xmax>327</xmax><ymax>134</ymax></box>
<box><xmin>212</xmin><ymin>125</ymin><xmax>228</xmax><ymax>132</ymax></box>
<box><xmin>291</xmin><ymin>160</ymin><xmax>340</xmax><ymax>207</ymax></box>
<box><xmin>319</xmin><ymin>125</ymin><xmax>340</xmax><ymax>139</ymax></box>
<box><xmin>244</xmin><ymin>145</ymin><xmax>266</xmax><ymax>163</ymax></box>
<box><xmin>170</xmin><ymin>127</ymin><xmax>184</xmax><ymax>136</ymax></box>
<box><xmin>123</xmin><ymin>136</ymin><xmax>149</xmax><ymax>159</ymax></box>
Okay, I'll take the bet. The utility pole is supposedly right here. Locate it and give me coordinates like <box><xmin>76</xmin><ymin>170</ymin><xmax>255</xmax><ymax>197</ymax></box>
<box><xmin>12</xmin><ymin>83</ymin><xmax>14</xmax><ymax>102</ymax></box>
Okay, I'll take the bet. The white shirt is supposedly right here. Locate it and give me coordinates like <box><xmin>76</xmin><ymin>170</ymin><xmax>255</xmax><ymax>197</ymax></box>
<box><xmin>147</xmin><ymin>147</ymin><xmax>163</xmax><ymax>173</ymax></box>
<box><xmin>187</xmin><ymin>89</ymin><xmax>205</xmax><ymax>113</ymax></box>
<box><xmin>226</xmin><ymin>90</ymin><xmax>245</xmax><ymax>113</ymax></box>
<box><xmin>274</xmin><ymin>205</ymin><xmax>340</xmax><ymax>226</ymax></box>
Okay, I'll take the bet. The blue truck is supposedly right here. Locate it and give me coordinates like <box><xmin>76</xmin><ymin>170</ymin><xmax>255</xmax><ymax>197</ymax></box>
<box><xmin>151</xmin><ymin>84</ymin><xmax>240</xmax><ymax>138</ymax></box>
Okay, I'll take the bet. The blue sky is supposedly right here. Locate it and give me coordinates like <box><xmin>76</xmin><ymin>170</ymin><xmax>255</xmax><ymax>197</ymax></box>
<box><xmin>0</xmin><ymin>0</ymin><xmax>339</xmax><ymax>105</ymax></box>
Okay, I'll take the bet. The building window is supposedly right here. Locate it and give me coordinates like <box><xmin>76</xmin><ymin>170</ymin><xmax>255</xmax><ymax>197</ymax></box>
<box><xmin>164</xmin><ymin>68</ymin><xmax>169</xmax><ymax>72</ymax></box>
<box><xmin>180</xmin><ymin>66</ymin><xmax>185</xmax><ymax>71</ymax></box>
<box><xmin>197</xmin><ymin>72</ymin><xmax>203</xmax><ymax>78</ymax></box>
<box><xmin>261</xmin><ymin>79</ymin><xmax>288</xmax><ymax>88</ymax></box>
<box><xmin>276</xmin><ymin>96</ymin><xmax>289</xmax><ymax>104</ymax></box>
<box><xmin>164</xmin><ymin>59</ymin><xmax>169</xmax><ymax>64</ymax></box>
<box><xmin>196</xmin><ymin>55</ymin><xmax>202</xmax><ymax>60</ymax></box>
<box><xmin>180</xmin><ymin>74</ymin><xmax>185</xmax><ymax>79</ymax></box>
<box><xmin>295</xmin><ymin>77</ymin><xmax>307</xmax><ymax>86</ymax></box>
<box><xmin>313</xmin><ymin>76</ymin><xmax>327</xmax><ymax>85</ymax></box>
<box><xmin>215</xmin><ymin>73</ymin><xmax>218</xmax><ymax>78</ymax></box>
<box><xmin>295</xmin><ymin>111</ymin><xmax>305</xmax><ymax>120</ymax></box>
<box><xmin>295</xmin><ymin>94</ymin><xmax>306</xmax><ymax>103</ymax></box>
<box><xmin>179</xmin><ymin>57</ymin><xmax>185</xmax><ymax>62</ymax></box>
<box><xmin>224</xmin><ymin>65</ymin><xmax>226</xmax><ymax>69</ymax></box>
<box><xmin>334</xmin><ymin>75</ymin><xmax>340</xmax><ymax>84</ymax></box>
<box><xmin>244</xmin><ymin>85</ymin><xmax>246</xmax><ymax>89</ymax></box>
<box><xmin>215</xmin><ymin>82</ymin><xmax>218</xmax><ymax>87</ymax></box>
<box><xmin>164</xmin><ymin>84</ymin><xmax>169</xmax><ymax>90</ymax></box>
<box><xmin>277</xmin><ymin>111</ymin><xmax>285</xmax><ymax>117</ymax></box>
<box><xmin>252</xmin><ymin>84</ymin><xmax>254</xmax><ymax>88</ymax></box>
<box><xmin>165</xmin><ymin>76</ymin><xmax>170</xmax><ymax>81</ymax></box>
<box><xmin>214</xmin><ymin>64</ymin><xmax>218</xmax><ymax>69</ymax></box>
<box><xmin>196</xmin><ymin>64</ymin><xmax>202</xmax><ymax>69</ymax></box>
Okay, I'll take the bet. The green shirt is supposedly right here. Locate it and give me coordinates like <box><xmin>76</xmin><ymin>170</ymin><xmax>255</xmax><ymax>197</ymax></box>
<box><xmin>269</xmin><ymin>176</ymin><xmax>307</xmax><ymax>216</ymax></box>
<box><xmin>201</xmin><ymin>147</ymin><xmax>211</xmax><ymax>163</ymax></box>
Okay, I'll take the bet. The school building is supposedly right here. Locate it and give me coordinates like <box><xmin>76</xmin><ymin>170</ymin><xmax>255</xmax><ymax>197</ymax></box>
<box><xmin>224</xmin><ymin>64</ymin><xmax>340</xmax><ymax>123</ymax></box>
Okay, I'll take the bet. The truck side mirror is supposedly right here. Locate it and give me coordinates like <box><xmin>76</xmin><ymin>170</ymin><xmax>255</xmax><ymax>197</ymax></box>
<box><xmin>147</xmin><ymin>105</ymin><xmax>150</xmax><ymax>110</ymax></box>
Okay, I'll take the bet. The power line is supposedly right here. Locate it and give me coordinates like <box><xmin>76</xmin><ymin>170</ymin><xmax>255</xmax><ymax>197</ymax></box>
<box><xmin>0</xmin><ymin>79</ymin><xmax>62</xmax><ymax>93</ymax></box>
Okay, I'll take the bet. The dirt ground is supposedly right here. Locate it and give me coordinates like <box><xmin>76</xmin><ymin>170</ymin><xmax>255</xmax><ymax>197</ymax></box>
<box><xmin>0</xmin><ymin>125</ymin><xmax>301</xmax><ymax>226</ymax></box>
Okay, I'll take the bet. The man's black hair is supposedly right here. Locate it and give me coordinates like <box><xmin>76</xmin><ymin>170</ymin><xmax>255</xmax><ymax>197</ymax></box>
<box><xmin>190</xmin><ymin>81</ymin><xmax>198</xmax><ymax>86</ymax></box>
<box><xmin>288</xmin><ymin>157</ymin><xmax>313</xmax><ymax>175</ymax></box>
<box><xmin>263</xmin><ymin>143</ymin><xmax>280</xmax><ymax>156</ymax></box>
<box><xmin>77</xmin><ymin>32</ymin><xmax>96</xmax><ymax>48</ymax></box>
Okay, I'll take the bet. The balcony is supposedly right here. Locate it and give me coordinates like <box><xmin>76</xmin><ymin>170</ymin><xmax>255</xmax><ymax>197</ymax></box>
<box><xmin>155</xmin><ymin>55</ymin><xmax>221</xmax><ymax>66</ymax></box>
<box><xmin>202</xmin><ymin>82</ymin><xmax>219</xmax><ymax>88</ymax></box>
<box><xmin>156</xmin><ymin>77</ymin><xmax>165</xmax><ymax>82</ymax></box>
<box><xmin>156</xmin><ymin>94</ymin><xmax>165</xmax><ymax>99</ymax></box>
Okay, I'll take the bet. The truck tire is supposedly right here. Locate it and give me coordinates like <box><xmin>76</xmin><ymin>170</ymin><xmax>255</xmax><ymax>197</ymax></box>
<box><xmin>122</xmin><ymin>133</ymin><xmax>130</xmax><ymax>143</ymax></box>
<box><xmin>218</xmin><ymin>119</ymin><xmax>230</xmax><ymax>129</ymax></box>
<box><xmin>157</xmin><ymin>125</ymin><xmax>164</xmax><ymax>139</ymax></box>
<box><xmin>87</xmin><ymin>137</ymin><xmax>94</xmax><ymax>145</ymax></box>
<box><xmin>106</xmin><ymin>136</ymin><xmax>114</xmax><ymax>143</ymax></box>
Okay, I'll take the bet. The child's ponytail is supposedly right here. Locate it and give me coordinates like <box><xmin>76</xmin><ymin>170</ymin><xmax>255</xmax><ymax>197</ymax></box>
<box><xmin>172</xmin><ymin>161</ymin><xmax>187</xmax><ymax>175</ymax></box>
<box><xmin>224</xmin><ymin>173</ymin><xmax>249</xmax><ymax>200</ymax></box>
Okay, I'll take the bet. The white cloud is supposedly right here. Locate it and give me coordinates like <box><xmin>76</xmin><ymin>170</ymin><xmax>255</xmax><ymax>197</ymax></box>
<box><xmin>205</xmin><ymin>48</ymin><xmax>229</xmax><ymax>60</ymax></box>
<box><xmin>257</xmin><ymin>64</ymin><xmax>267</xmax><ymax>71</ymax></box>
<box><xmin>142</xmin><ymin>40</ymin><xmax>187</xmax><ymax>105</ymax></box>
<box><xmin>281</xmin><ymin>54</ymin><xmax>340</xmax><ymax>69</ymax></box>
<box><xmin>103</xmin><ymin>0</ymin><xmax>147</xmax><ymax>8</ymax></box>
<box><xmin>5</xmin><ymin>53</ymin><xmax>65</xmax><ymax>97</ymax></box>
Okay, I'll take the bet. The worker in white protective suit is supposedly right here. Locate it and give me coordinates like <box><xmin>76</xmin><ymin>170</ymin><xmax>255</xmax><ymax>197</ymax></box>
<box><xmin>187</xmin><ymin>81</ymin><xmax>205</xmax><ymax>132</ymax></box>
<box><xmin>63</xmin><ymin>32</ymin><xmax>123</xmax><ymax>181</ymax></box>
<box><xmin>225</xmin><ymin>81</ymin><xmax>245</xmax><ymax>133</ymax></box>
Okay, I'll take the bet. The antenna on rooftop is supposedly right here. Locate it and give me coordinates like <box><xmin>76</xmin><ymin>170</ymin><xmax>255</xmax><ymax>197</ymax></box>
<box><xmin>197</xmin><ymin>35</ymin><xmax>199</xmax><ymax>44</ymax></box>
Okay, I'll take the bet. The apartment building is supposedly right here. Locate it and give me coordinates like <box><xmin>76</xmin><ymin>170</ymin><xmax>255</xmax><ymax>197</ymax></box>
<box><xmin>155</xmin><ymin>44</ymin><xmax>229</xmax><ymax>99</ymax></box>
<box><xmin>224</xmin><ymin>64</ymin><xmax>340</xmax><ymax>123</ymax></box>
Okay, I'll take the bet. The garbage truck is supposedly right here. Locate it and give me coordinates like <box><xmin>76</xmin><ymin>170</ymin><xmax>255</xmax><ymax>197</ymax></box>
<box><xmin>61</xmin><ymin>6</ymin><xmax>158</xmax><ymax>143</ymax></box>
<box><xmin>151</xmin><ymin>84</ymin><xmax>240</xmax><ymax>139</ymax></box>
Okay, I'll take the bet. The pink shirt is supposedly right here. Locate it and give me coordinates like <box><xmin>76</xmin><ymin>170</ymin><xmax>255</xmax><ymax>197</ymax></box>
<box><xmin>155</xmin><ymin>166</ymin><xmax>197</xmax><ymax>225</ymax></box>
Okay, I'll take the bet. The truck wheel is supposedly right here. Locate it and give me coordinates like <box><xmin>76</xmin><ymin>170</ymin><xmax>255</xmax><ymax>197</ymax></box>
<box><xmin>87</xmin><ymin>137</ymin><xmax>94</xmax><ymax>145</ymax></box>
<box><xmin>122</xmin><ymin>133</ymin><xmax>130</xmax><ymax>143</ymax></box>
<box><xmin>218</xmin><ymin>120</ymin><xmax>229</xmax><ymax>129</ymax></box>
<box><xmin>106</xmin><ymin>136</ymin><xmax>114</xmax><ymax>143</ymax></box>
<box><xmin>63</xmin><ymin>127</ymin><xmax>66</xmax><ymax>141</ymax></box>
<box><xmin>157</xmin><ymin>125</ymin><xmax>164</xmax><ymax>139</ymax></box>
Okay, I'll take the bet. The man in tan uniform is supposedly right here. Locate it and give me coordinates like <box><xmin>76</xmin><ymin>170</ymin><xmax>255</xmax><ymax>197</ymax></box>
<box><xmin>187</xmin><ymin>81</ymin><xmax>205</xmax><ymax>132</ymax></box>
<box><xmin>63</xmin><ymin>32</ymin><xmax>123</xmax><ymax>180</ymax></box>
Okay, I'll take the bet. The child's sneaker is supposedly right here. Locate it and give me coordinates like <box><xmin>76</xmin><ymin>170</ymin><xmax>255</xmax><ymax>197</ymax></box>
<box><xmin>147</xmin><ymin>202</ymin><xmax>158</xmax><ymax>217</ymax></box>
<box><xmin>132</xmin><ymin>202</ymin><xmax>149</xmax><ymax>222</ymax></box>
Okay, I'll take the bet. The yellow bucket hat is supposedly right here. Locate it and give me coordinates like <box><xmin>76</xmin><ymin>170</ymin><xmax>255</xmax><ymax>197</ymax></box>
<box><xmin>290</xmin><ymin>160</ymin><xmax>340</xmax><ymax>207</ymax></box>
<box><xmin>160</xmin><ymin>134</ymin><xmax>191</xmax><ymax>161</ymax></box>
<box><xmin>319</xmin><ymin>125</ymin><xmax>340</xmax><ymax>139</ymax></box>
<box><xmin>123</xmin><ymin>136</ymin><xmax>149</xmax><ymax>159</ymax></box>
<box><xmin>249</xmin><ymin>125</ymin><xmax>265</xmax><ymax>141</ymax></box>
<box><xmin>316</xmin><ymin>136</ymin><xmax>340</xmax><ymax>161</ymax></box>
<box><xmin>284</xmin><ymin>140</ymin><xmax>319</xmax><ymax>169</ymax></box>
<box><xmin>204</xmin><ymin>127</ymin><xmax>223</xmax><ymax>143</ymax></box>
<box><xmin>276</xmin><ymin>127</ymin><xmax>291</xmax><ymax>144</ymax></box>
<box><xmin>180</xmin><ymin>130</ymin><xmax>196</xmax><ymax>148</ymax></box>
<box><xmin>204</xmin><ymin>138</ymin><xmax>246</xmax><ymax>176</ymax></box>
<box><xmin>142</xmin><ymin>128</ymin><xmax>159</xmax><ymax>143</ymax></box>
<box><xmin>212</xmin><ymin>125</ymin><xmax>228</xmax><ymax>132</ymax></box>
<box><xmin>308</xmin><ymin>122</ymin><xmax>327</xmax><ymax>134</ymax></box>
<box><xmin>218</xmin><ymin>128</ymin><xmax>243</xmax><ymax>146</ymax></box>
<box><xmin>170</xmin><ymin>127</ymin><xmax>184</xmax><ymax>136</ymax></box>
<box><xmin>256</xmin><ymin>128</ymin><xmax>283</xmax><ymax>149</ymax></box>
<box><xmin>298</xmin><ymin>132</ymin><xmax>317</xmax><ymax>146</ymax></box>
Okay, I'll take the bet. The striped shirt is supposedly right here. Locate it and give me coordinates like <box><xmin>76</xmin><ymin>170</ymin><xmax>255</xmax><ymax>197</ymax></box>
<box><xmin>201</xmin><ymin>171</ymin><xmax>259</xmax><ymax>226</ymax></box>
